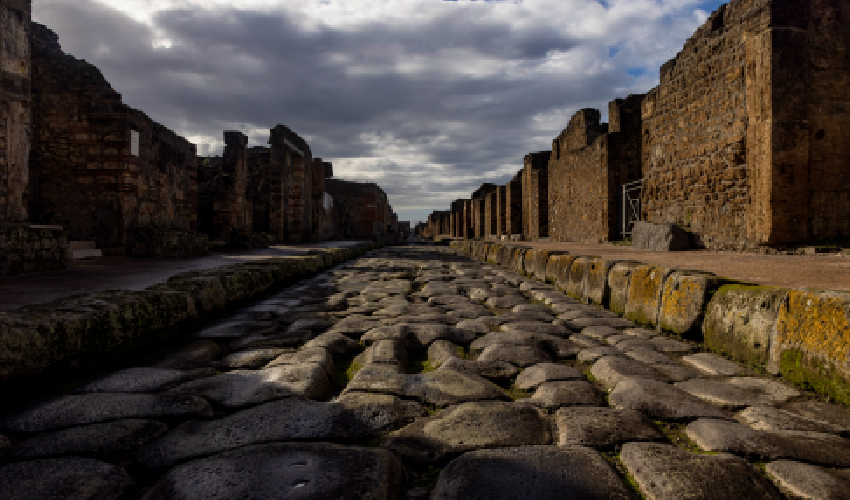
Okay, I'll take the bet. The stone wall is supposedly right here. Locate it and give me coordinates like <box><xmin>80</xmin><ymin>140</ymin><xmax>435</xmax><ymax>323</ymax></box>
<box><xmin>0</xmin><ymin>0</ymin><xmax>31</xmax><ymax>223</ymax></box>
<box><xmin>269</xmin><ymin>125</ymin><xmax>313</xmax><ymax>243</ymax></box>
<box><xmin>0</xmin><ymin>222</ymin><xmax>66</xmax><ymax>274</ymax></box>
<box><xmin>505</xmin><ymin>173</ymin><xmax>522</xmax><ymax>237</ymax></box>
<box><xmin>495</xmin><ymin>185</ymin><xmax>507</xmax><ymax>237</ymax></box>
<box><xmin>326</xmin><ymin>178</ymin><xmax>394</xmax><ymax>240</ymax></box>
<box><xmin>548</xmin><ymin>97</ymin><xmax>643</xmax><ymax>243</ymax></box>
<box><xmin>198</xmin><ymin>131</ymin><xmax>252</xmax><ymax>243</ymax></box>
<box><xmin>522</xmin><ymin>152</ymin><xmax>549</xmax><ymax>240</ymax></box>
<box><xmin>28</xmin><ymin>23</ymin><xmax>199</xmax><ymax>254</ymax></box>
<box><xmin>311</xmin><ymin>159</ymin><xmax>335</xmax><ymax>240</ymax></box>
<box><xmin>484</xmin><ymin>191</ymin><xmax>497</xmax><ymax>238</ymax></box>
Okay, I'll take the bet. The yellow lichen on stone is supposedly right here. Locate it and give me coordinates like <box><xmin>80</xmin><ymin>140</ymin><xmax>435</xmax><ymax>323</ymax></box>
<box><xmin>625</xmin><ymin>265</ymin><xmax>667</xmax><ymax>327</ymax></box>
<box><xmin>775</xmin><ymin>291</ymin><xmax>850</xmax><ymax>367</ymax></box>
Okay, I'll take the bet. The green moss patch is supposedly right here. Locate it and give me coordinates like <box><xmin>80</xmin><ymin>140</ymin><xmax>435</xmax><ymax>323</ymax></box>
<box><xmin>779</xmin><ymin>348</ymin><xmax>850</xmax><ymax>406</ymax></box>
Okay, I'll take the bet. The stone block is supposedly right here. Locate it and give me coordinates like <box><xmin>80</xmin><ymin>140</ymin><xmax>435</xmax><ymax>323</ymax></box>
<box><xmin>702</xmin><ymin>285</ymin><xmax>786</xmax><ymax>367</ymax></box>
<box><xmin>564</xmin><ymin>257</ymin><xmax>592</xmax><ymax>300</ymax></box>
<box><xmin>624</xmin><ymin>265</ymin><xmax>673</xmax><ymax>328</ymax></box>
<box><xmin>771</xmin><ymin>290</ymin><xmax>850</xmax><ymax>406</ymax></box>
<box><xmin>582</xmin><ymin>258</ymin><xmax>619</xmax><ymax>306</ymax></box>
<box><xmin>631</xmin><ymin>222</ymin><xmax>690</xmax><ymax>251</ymax></box>
<box><xmin>658</xmin><ymin>271</ymin><xmax>719</xmax><ymax>337</ymax></box>
<box><xmin>552</xmin><ymin>255</ymin><xmax>578</xmax><ymax>291</ymax></box>
<box><xmin>607</xmin><ymin>261</ymin><xmax>643</xmax><ymax>316</ymax></box>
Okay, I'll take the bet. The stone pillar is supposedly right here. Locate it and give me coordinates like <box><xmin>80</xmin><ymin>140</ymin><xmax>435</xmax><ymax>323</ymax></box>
<box><xmin>496</xmin><ymin>185</ymin><xmax>507</xmax><ymax>237</ymax></box>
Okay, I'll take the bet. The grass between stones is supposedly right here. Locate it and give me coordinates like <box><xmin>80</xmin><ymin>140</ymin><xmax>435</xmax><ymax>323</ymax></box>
<box><xmin>654</xmin><ymin>421</ymin><xmax>716</xmax><ymax>455</ymax></box>
<box><xmin>408</xmin><ymin>350</ymin><xmax>436</xmax><ymax>374</ymax></box>
<box><xmin>605</xmin><ymin>451</ymin><xmax>646</xmax><ymax>500</ymax></box>
<box><xmin>331</xmin><ymin>352</ymin><xmax>363</xmax><ymax>388</ymax></box>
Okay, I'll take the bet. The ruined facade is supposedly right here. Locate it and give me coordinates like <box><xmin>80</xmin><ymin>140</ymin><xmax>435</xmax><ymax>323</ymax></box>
<box><xmin>505</xmin><ymin>173</ymin><xmax>522</xmax><ymax>237</ymax></box>
<box><xmin>270</xmin><ymin>125</ymin><xmax>312</xmax><ymax>243</ymax></box>
<box><xmin>311</xmin><ymin>158</ymin><xmax>334</xmax><ymax>240</ymax></box>
<box><xmin>326</xmin><ymin>179</ymin><xmax>395</xmax><ymax>240</ymax></box>
<box><xmin>198</xmin><ymin>131</ymin><xmax>252</xmax><ymax>244</ymax></box>
<box><xmin>522</xmin><ymin>152</ymin><xmax>550</xmax><ymax>241</ymax></box>
<box><xmin>548</xmin><ymin>97</ymin><xmax>643</xmax><ymax>242</ymax></box>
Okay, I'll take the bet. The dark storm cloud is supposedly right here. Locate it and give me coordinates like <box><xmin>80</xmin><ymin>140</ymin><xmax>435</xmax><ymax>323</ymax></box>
<box><xmin>32</xmin><ymin>0</ymin><xmax>717</xmax><ymax>223</ymax></box>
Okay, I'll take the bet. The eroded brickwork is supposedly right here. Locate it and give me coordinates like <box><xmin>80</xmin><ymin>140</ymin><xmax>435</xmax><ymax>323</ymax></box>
<box><xmin>198</xmin><ymin>131</ymin><xmax>251</xmax><ymax>243</ymax></box>
<box><xmin>326</xmin><ymin>179</ymin><xmax>394</xmax><ymax>240</ymax></box>
<box><xmin>505</xmin><ymin>174</ymin><xmax>522</xmax><ymax>237</ymax></box>
<box><xmin>484</xmin><ymin>192</ymin><xmax>497</xmax><ymax>238</ymax></box>
<box><xmin>0</xmin><ymin>0</ymin><xmax>30</xmax><ymax>222</ymax></box>
<box><xmin>522</xmin><ymin>152</ymin><xmax>549</xmax><ymax>240</ymax></box>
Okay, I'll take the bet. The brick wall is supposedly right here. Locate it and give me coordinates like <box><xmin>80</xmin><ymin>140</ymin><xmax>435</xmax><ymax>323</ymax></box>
<box><xmin>484</xmin><ymin>191</ymin><xmax>497</xmax><ymax>238</ymax></box>
<box><xmin>326</xmin><ymin>178</ymin><xmax>394</xmax><ymax>240</ymax></box>
<box><xmin>29</xmin><ymin>23</ymin><xmax>198</xmax><ymax>253</ymax></box>
<box><xmin>505</xmin><ymin>174</ymin><xmax>522</xmax><ymax>237</ymax></box>
<box><xmin>268</xmin><ymin>125</ymin><xmax>312</xmax><ymax>243</ymax></box>
<box><xmin>198</xmin><ymin>131</ymin><xmax>251</xmax><ymax>242</ymax></box>
<box><xmin>495</xmin><ymin>185</ymin><xmax>507</xmax><ymax>237</ymax></box>
<box><xmin>522</xmin><ymin>152</ymin><xmax>550</xmax><ymax>240</ymax></box>
<box><xmin>0</xmin><ymin>0</ymin><xmax>30</xmax><ymax>222</ymax></box>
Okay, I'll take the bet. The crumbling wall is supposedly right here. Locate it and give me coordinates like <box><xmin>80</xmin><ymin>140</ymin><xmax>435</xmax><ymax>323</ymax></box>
<box><xmin>522</xmin><ymin>152</ymin><xmax>550</xmax><ymax>240</ymax></box>
<box><xmin>495</xmin><ymin>185</ymin><xmax>507</xmax><ymax>237</ymax></box>
<box><xmin>269</xmin><ymin>124</ymin><xmax>312</xmax><ymax>243</ymax></box>
<box><xmin>311</xmin><ymin>158</ymin><xmax>334</xmax><ymax>240</ymax></box>
<box><xmin>326</xmin><ymin>178</ymin><xmax>393</xmax><ymax>240</ymax></box>
<box><xmin>0</xmin><ymin>0</ymin><xmax>31</xmax><ymax>222</ymax></box>
<box><xmin>505</xmin><ymin>174</ymin><xmax>522</xmax><ymax>237</ymax></box>
<box><xmin>198</xmin><ymin>131</ymin><xmax>252</xmax><ymax>243</ymax></box>
<box><xmin>484</xmin><ymin>192</ymin><xmax>497</xmax><ymax>238</ymax></box>
<box><xmin>29</xmin><ymin>23</ymin><xmax>198</xmax><ymax>253</ymax></box>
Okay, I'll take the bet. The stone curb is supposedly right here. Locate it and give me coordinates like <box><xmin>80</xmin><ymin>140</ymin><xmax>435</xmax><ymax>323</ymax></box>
<box><xmin>451</xmin><ymin>240</ymin><xmax>850</xmax><ymax>406</ymax></box>
<box><xmin>0</xmin><ymin>242</ymin><xmax>383</xmax><ymax>390</ymax></box>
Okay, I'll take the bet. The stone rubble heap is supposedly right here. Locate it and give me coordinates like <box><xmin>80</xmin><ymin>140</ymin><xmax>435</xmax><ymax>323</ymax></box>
<box><xmin>1</xmin><ymin>245</ymin><xmax>849</xmax><ymax>499</ymax></box>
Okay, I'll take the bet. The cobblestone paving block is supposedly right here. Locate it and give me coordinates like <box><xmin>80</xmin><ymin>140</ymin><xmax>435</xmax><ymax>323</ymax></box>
<box><xmin>385</xmin><ymin>313</ymin><xmax>455</xmax><ymax>325</ymax></box>
<box><xmin>228</xmin><ymin>330</ymin><xmax>307</xmax><ymax>351</ymax></box>
<box><xmin>620</xmin><ymin>442</ymin><xmax>781</xmax><ymax>500</ymax></box>
<box><xmin>430</xmin><ymin>446</ymin><xmax>632</xmax><ymax>500</ymax></box>
<box><xmin>355</xmin><ymin>339</ymin><xmax>408</xmax><ymax>371</ymax></box>
<box><xmin>548</xmin><ymin>302</ymin><xmax>583</xmax><ymax>314</ymax></box>
<box><xmin>563</xmin><ymin>317</ymin><xmax>634</xmax><ymax>330</ymax></box>
<box><xmin>361</xmin><ymin>325</ymin><xmax>409</xmax><ymax>345</ymax></box>
<box><xmin>477</xmin><ymin>343</ymin><xmax>552</xmax><ymax>367</ymax></box>
<box><xmin>137</xmin><ymin>394</ymin><xmax>423</xmax><ymax>468</ymax></box>
<box><xmin>11</xmin><ymin>419</ymin><xmax>167</xmax><ymax>460</ymax></box>
<box><xmin>214</xmin><ymin>348</ymin><xmax>291</xmax><ymax>370</ymax></box>
<box><xmin>580</xmin><ymin>326</ymin><xmax>620</xmax><ymax>340</ymax></box>
<box><xmin>765</xmin><ymin>460</ymin><xmax>850</xmax><ymax>500</ymax></box>
<box><xmin>577</xmin><ymin>346</ymin><xmax>619</xmax><ymax>363</ymax></box>
<box><xmin>191</xmin><ymin>319</ymin><xmax>257</xmax><ymax>339</ymax></box>
<box><xmin>512</xmin><ymin>304</ymin><xmax>553</xmax><ymax>314</ymax></box>
<box><xmin>302</xmin><ymin>331</ymin><xmax>361</xmax><ymax>354</ymax></box>
<box><xmin>622</xmin><ymin>327</ymin><xmax>657</xmax><ymax>338</ymax></box>
<box><xmin>515</xmin><ymin>363</ymin><xmax>583</xmax><ymax>390</ymax></box>
<box><xmin>501</xmin><ymin>321</ymin><xmax>568</xmax><ymax>336</ymax></box>
<box><xmin>555</xmin><ymin>406</ymin><xmax>664</xmax><ymax>448</ymax></box>
<box><xmin>143</xmin><ymin>442</ymin><xmax>403</xmax><ymax>500</ymax></box>
<box><xmin>328</xmin><ymin>318</ymin><xmax>381</xmax><ymax>336</ymax></box>
<box><xmin>383</xmin><ymin>401</ymin><xmax>551</xmax><ymax>462</ymax></box>
<box><xmin>604</xmin><ymin>334</ymin><xmax>634</xmax><ymax>346</ymax></box>
<box><xmin>470</xmin><ymin>331</ymin><xmax>545</xmax><ymax>354</ymax></box>
<box><xmin>428</xmin><ymin>339</ymin><xmax>462</xmax><ymax>367</ymax></box>
<box><xmin>481</xmin><ymin>311</ymin><xmax>555</xmax><ymax>325</ymax></box>
<box><xmin>611</xmin><ymin>337</ymin><xmax>658</xmax><ymax>351</ymax></box>
<box><xmin>675</xmin><ymin>377</ymin><xmax>800</xmax><ymax>409</ymax></box>
<box><xmin>682</xmin><ymin>352</ymin><xmax>749</xmax><ymax>376</ymax></box>
<box><xmin>74</xmin><ymin>367</ymin><xmax>212</xmax><ymax>393</ymax></box>
<box><xmin>446</xmin><ymin>308</ymin><xmax>493</xmax><ymax>320</ymax></box>
<box><xmin>439</xmin><ymin>357</ymin><xmax>519</xmax><ymax>380</ymax></box>
<box><xmin>624</xmin><ymin>347</ymin><xmax>678</xmax><ymax>366</ymax></box>
<box><xmin>0</xmin><ymin>457</ymin><xmax>133</xmax><ymax>500</ymax></box>
<box><xmin>528</xmin><ymin>381</ymin><xmax>605</xmax><ymax>409</ymax></box>
<box><xmin>648</xmin><ymin>336</ymin><xmax>696</xmax><ymax>354</ymax></box>
<box><xmin>151</xmin><ymin>340</ymin><xmax>222</xmax><ymax>370</ymax></box>
<box><xmin>608</xmin><ymin>378</ymin><xmax>728</xmax><ymax>421</ymax></box>
<box><xmin>1</xmin><ymin>393</ymin><xmax>212</xmax><ymax>433</ymax></box>
<box><xmin>590</xmin><ymin>356</ymin><xmax>666</xmax><ymax>388</ymax></box>
<box><xmin>169</xmin><ymin>363</ymin><xmax>332</xmax><ymax>408</ymax></box>
<box><xmin>569</xmin><ymin>334</ymin><xmax>601</xmax><ymax>348</ymax></box>
<box><xmin>454</xmin><ymin>318</ymin><xmax>491</xmax><ymax>337</ymax></box>
<box><xmin>685</xmin><ymin>418</ymin><xmax>850</xmax><ymax>466</ymax></box>
<box><xmin>736</xmin><ymin>406</ymin><xmax>849</xmax><ymax>435</ymax></box>
<box><xmin>264</xmin><ymin>346</ymin><xmax>334</xmax><ymax>374</ymax></box>
<box><xmin>486</xmin><ymin>296</ymin><xmax>528</xmax><ymax>308</ymax></box>
<box><xmin>651</xmin><ymin>364</ymin><xmax>701</xmax><ymax>383</ymax></box>
<box><xmin>344</xmin><ymin>366</ymin><xmax>509</xmax><ymax>406</ymax></box>
<box><xmin>782</xmin><ymin>400</ymin><xmax>850</xmax><ymax>433</ymax></box>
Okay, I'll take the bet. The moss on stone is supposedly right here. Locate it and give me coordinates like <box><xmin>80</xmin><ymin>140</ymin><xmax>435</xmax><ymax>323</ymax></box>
<box><xmin>779</xmin><ymin>348</ymin><xmax>850</xmax><ymax>406</ymax></box>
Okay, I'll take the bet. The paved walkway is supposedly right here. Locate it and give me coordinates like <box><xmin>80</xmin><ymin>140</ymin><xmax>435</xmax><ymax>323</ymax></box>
<box><xmin>0</xmin><ymin>242</ymin><xmax>367</xmax><ymax>311</ymax></box>
<box><xmin>507</xmin><ymin>240</ymin><xmax>850</xmax><ymax>292</ymax></box>
<box><xmin>1</xmin><ymin>246</ymin><xmax>848</xmax><ymax>498</ymax></box>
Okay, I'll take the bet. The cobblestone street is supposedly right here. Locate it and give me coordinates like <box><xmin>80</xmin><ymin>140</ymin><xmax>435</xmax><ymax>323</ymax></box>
<box><xmin>2</xmin><ymin>246</ymin><xmax>849</xmax><ymax>499</ymax></box>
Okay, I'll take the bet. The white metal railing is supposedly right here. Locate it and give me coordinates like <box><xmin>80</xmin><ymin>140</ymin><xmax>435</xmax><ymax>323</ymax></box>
<box><xmin>621</xmin><ymin>179</ymin><xmax>643</xmax><ymax>238</ymax></box>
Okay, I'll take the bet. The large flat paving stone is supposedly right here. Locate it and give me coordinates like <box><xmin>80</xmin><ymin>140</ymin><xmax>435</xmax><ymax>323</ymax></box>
<box><xmin>344</xmin><ymin>366</ymin><xmax>508</xmax><ymax>406</ymax></box>
<box><xmin>737</xmin><ymin>406</ymin><xmax>848</xmax><ymax>435</ymax></box>
<box><xmin>608</xmin><ymin>378</ymin><xmax>727</xmax><ymax>421</ymax></box>
<box><xmin>383</xmin><ymin>401</ymin><xmax>551</xmax><ymax>462</ymax></box>
<box><xmin>477</xmin><ymin>343</ymin><xmax>551</xmax><ymax>367</ymax></box>
<box><xmin>675</xmin><ymin>377</ymin><xmax>800</xmax><ymax>409</ymax></box>
<box><xmin>501</xmin><ymin>322</ymin><xmax>568</xmax><ymax>336</ymax></box>
<box><xmin>620</xmin><ymin>442</ymin><xmax>781</xmax><ymax>500</ymax></box>
<box><xmin>143</xmin><ymin>442</ymin><xmax>403</xmax><ymax>500</ymax></box>
<box><xmin>577</xmin><ymin>346</ymin><xmax>619</xmax><ymax>363</ymax></box>
<box><xmin>590</xmin><ymin>356</ymin><xmax>665</xmax><ymax>388</ymax></box>
<box><xmin>685</xmin><ymin>418</ymin><xmax>850</xmax><ymax>467</ymax></box>
<box><xmin>1</xmin><ymin>393</ymin><xmax>212</xmax><ymax>433</ymax></box>
<box><xmin>682</xmin><ymin>352</ymin><xmax>748</xmax><ymax>376</ymax></box>
<box><xmin>648</xmin><ymin>336</ymin><xmax>695</xmax><ymax>354</ymax></box>
<box><xmin>555</xmin><ymin>407</ymin><xmax>663</xmax><ymax>449</ymax></box>
<box><xmin>137</xmin><ymin>394</ymin><xmax>423</xmax><ymax>468</ymax></box>
<box><xmin>214</xmin><ymin>348</ymin><xmax>291</xmax><ymax>370</ymax></box>
<box><xmin>765</xmin><ymin>460</ymin><xmax>850</xmax><ymax>500</ymax></box>
<box><xmin>624</xmin><ymin>347</ymin><xmax>677</xmax><ymax>366</ymax></box>
<box><xmin>515</xmin><ymin>363</ymin><xmax>583</xmax><ymax>390</ymax></box>
<box><xmin>782</xmin><ymin>400</ymin><xmax>850</xmax><ymax>433</ymax></box>
<box><xmin>486</xmin><ymin>296</ymin><xmax>528</xmax><ymax>308</ymax></box>
<box><xmin>11</xmin><ymin>419</ymin><xmax>167</xmax><ymax>460</ymax></box>
<box><xmin>0</xmin><ymin>457</ymin><xmax>132</xmax><ymax>500</ymax></box>
<box><xmin>439</xmin><ymin>357</ymin><xmax>519</xmax><ymax>381</ymax></box>
<box><xmin>151</xmin><ymin>340</ymin><xmax>221</xmax><ymax>370</ymax></box>
<box><xmin>265</xmin><ymin>347</ymin><xmax>334</xmax><ymax>374</ymax></box>
<box><xmin>169</xmin><ymin>363</ymin><xmax>331</xmax><ymax>407</ymax></box>
<box><xmin>302</xmin><ymin>331</ymin><xmax>360</xmax><ymax>354</ymax></box>
<box><xmin>528</xmin><ymin>381</ymin><xmax>604</xmax><ymax>409</ymax></box>
<box><xmin>74</xmin><ymin>367</ymin><xmax>212</xmax><ymax>393</ymax></box>
<box><xmin>431</xmin><ymin>446</ymin><xmax>631</xmax><ymax>500</ymax></box>
<box><xmin>454</xmin><ymin>318</ymin><xmax>491</xmax><ymax>336</ymax></box>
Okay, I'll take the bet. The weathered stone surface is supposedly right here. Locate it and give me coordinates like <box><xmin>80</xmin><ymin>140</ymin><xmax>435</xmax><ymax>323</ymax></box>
<box><xmin>383</xmin><ymin>402</ymin><xmax>551</xmax><ymax>462</ymax></box>
<box><xmin>736</xmin><ymin>406</ymin><xmax>848</xmax><ymax>435</ymax></box>
<box><xmin>782</xmin><ymin>400</ymin><xmax>850</xmax><ymax>433</ymax></box>
<box><xmin>590</xmin><ymin>356</ymin><xmax>663</xmax><ymax>388</ymax></box>
<box><xmin>486</xmin><ymin>296</ymin><xmax>527</xmax><ymax>308</ymax></box>
<box><xmin>430</xmin><ymin>446</ymin><xmax>631</xmax><ymax>500</ymax></box>
<box><xmin>501</xmin><ymin>322</ymin><xmax>567</xmax><ymax>336</ymax></box>
<box><xmin>215</xmin><ymin>348</ymin><xmax>290</xmax><ymax>370</ymax></box>
<box><xmin>454</xmin><ymin>318</ymin><xmax>490</xmax><ymax>336</ymax></box>
<box><xmin>555</xmin><ymin>406</ymin><xmax>663</xmax><ymax>448</ymax></box>
<box><xmin>428</xmin><ymin>339</ymin><xmax>463</xmax><ymax>367</ymax></box>
<box><xmin>581</xmin><ymin>325</ymin><xmax>619</xmax><ymax>340</ymax></box>
<box><xmin>624</xmin><ymin>347</ymin><xmax>677</xmax><ymax>366</ymax></box>
<box><xmin>265</xmin><ymin>347</ymin><xmax>334</xmax><ymax>374</ymax></box>
<box><xmin>356</xmin><ymin>339</ymin><xmax>407</xmax><ymax>369</ymax></box>
<box><xmin>569</xmin><ymin>334</ymin><xmax>601</xmax><ymax>348</ymax></box>
<box><xmin>477</xmin><ymin>343</ymin><xmax>551</xmax><ymax>368</ymax></box>
<box><xmin>528</xmin><ymin>381</ymin><xmax>604</xmax><ymax>409</ymax></box>
<box><xmin>192</xmin><ymin>319</ymin><xmax>256</xmax><ymax>339</ymax></box>
<box><xmin>0</xmin><ymin>457</ymin><xmax>133</xmax><ymax>500</ymax></box>
<box><xmin>685</xmin><ymin>418</ymin><xmax>850</xmax><ymax>467</ymax></box>
<box><xmin>577</xmin><ymin>346</ymin><xmax>620</xmax><ymax>363</ymax></box>
<box><xmin>609</xmin><ymin>378</ymin><xmax>727</xmax><ymax>421</ymax></box>
<box><xmin>561</xmin><ymin>316</ymin><xmax>633</xmax><ymax>331</ymax></box>
<box><xmin>11</xmin><ymin>419</ymin><xmax>167</xmax><ymax>459</ymax></box>
<box><xmin>302</xmin><ymin>330</ymin><xmax>360</xmax><ymax>354</ymax></box>
<box><xmin>682</xmin><ymin>352</ymin><xmax>748</xmax><ymax>376</ymax></box>
<box><xmin>620</xmin><ymin>442</ymin><xmax>780</xmax><ymax>500</ymax></box>
<box><xmin>624</xmin><ymin>265</ymin><xmax>671</xmax><ymax>328</ymax></box>
<box><xmin>632</xmin><ymin>222</ymin><xmax>690</xmax><ymax>251</ymax></box>
<box><xmin>765</xmin><ymin>460</ymin><xmax>850</xmax><ymax>500</ymax></box>
<box><xmin>439</xmin><ymin>357</ymin><xmax>519</xmax><ymax>380</ymax></box>
<box><xmin>651</xmin><ymin>363</ymin><xmax>701</xmax><ymax>382</ymax></box>
<box><xmin>75</xmin><ymin>367</ymin><xmax>211</xmax><ymax>393</ymax></box>
<box><xmin>515</xmin><ymin>363</ymin><xmax>583</xmax><ymax>390</ymax></box>
<box><xmin>143</xmin><ymin>442</ymin><xmax>403</xmax><ymax>499</ymax></box>
<box><xmin>137</xmin><ymin>395</ymin><xmax>423</xmax><ymax>468</ymax></box>
<box><xmin>607</xmin><ymin>261</ymin><xmax>643</xmax><ymax>316</ymax></box>
<box><xmin>648</xmin><ymin>336</ymin><xmax>695</xmax><ymax>354</ymax></box>
<box><xmin>169</xmin><ymin>364</ymin><xmax>332</xmax><ymax>407</ymax></box>
<box><xmin>1</xmin><ymin>393</ymin><xmax>212</xmax><ymax>433</ymax></box>
<box><xmin>151</xmin><ymin>340</ymin><xmax>221</xmax><ymax>370</ymax></box>
<box><xmin>658</xmin><ymin>271</ymin><xmax>717</xmax><ymax>335</ymax></box>
<box><xmin>344</xmin><ymin>366</ymin><xmax>508</xmax><ymax>406</ymax></box>
<box><xmin>675</xmin><ymin>377</ymin><xmax>800</xmax><ymax>409</ymax></box>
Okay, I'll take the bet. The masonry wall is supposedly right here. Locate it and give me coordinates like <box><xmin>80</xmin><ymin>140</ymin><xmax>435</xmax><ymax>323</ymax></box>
<box><xmin>311</xmin><ymin>158</ymin><xmax>334</xmax><ymax>240</ymax></box>
<box><xmin>29</xmin><ymin>24</ymin><xmax>198</xmax><ymax>252</ymax></box>
<box><xmin>269</xmin><ymin>125</ymin><xmax>312</xmax><ymax>243</ymax></box>
<box><xmin>0</xmin><ymin>0</ymin><xmax>31</xmax><ymax>223</ymax></box>
<box><xmin>505</xmin><ymin>174</ymin><xmax>522</xmax><ymax>237</ymax></box>
<box><xmin>495</xmin><ymin>185</ymin><xmax>507</xmax><ymax>237</ymax></box>
<box><xmin>247</xmin><ymin>146</ymin><xmax>272</xmax><ymax>236</ymax></box>
<box><xmin>484</xmin><ymin>192</ymin><xmax>497</xmax><ymax>237</ymax></box>
<box><xmin>326</xmin><ymin>178</ymin><xmax>393</xmax><ymax>240</ymax></box>
<box><xmin>522</xmin><ymin>152</ymin><xmax>550</xmax><ymax>240</ymax></box>
<box><xmin>198</xmin><ymin>131</ymin><xmax>251</xmax><ymax>243</ymax></box>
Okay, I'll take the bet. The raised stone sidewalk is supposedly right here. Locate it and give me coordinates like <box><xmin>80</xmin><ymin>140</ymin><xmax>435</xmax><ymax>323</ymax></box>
<box><xmin>1</xmin><ymin>245</ymin><xmax>849</xmax><ymax>498</ymax></box>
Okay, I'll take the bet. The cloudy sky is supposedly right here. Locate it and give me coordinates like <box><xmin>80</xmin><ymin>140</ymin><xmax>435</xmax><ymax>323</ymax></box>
<box><xmin>33</xmin><ymin>0</ymin><xmax>724</xmax><ymax>225</ymax></box>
